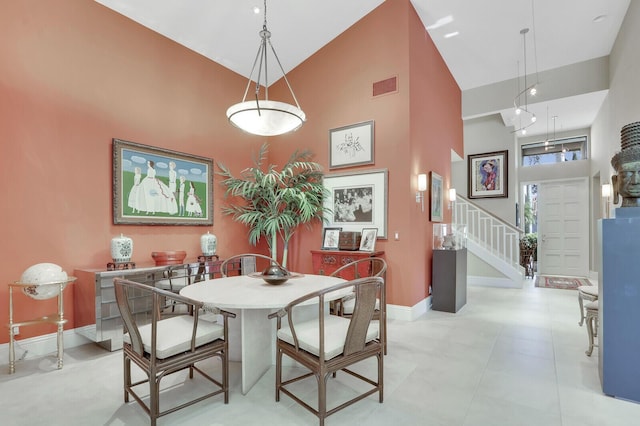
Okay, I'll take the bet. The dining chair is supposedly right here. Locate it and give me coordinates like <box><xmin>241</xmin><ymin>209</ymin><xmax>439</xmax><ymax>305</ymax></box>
<box><xmin>220</xmin><ymin>253</ymin><xmax>281</xmax><ymax>277</ymax></box>
<box><xmin>113</xmin><ymin>278</ymin><xmax>235</xmax><ymax>426</ymax></box>
<box><xmin>330</xmin><ymin>258</ymin><xmax>387</xmax><ymax>353</ymax></box>
<box><xmin>268</xmin><ymin>276</ymin><xmax>385</xmax><ymax>426</ymax></box>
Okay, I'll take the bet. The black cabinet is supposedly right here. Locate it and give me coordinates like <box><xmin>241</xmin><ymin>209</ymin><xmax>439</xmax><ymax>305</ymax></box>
<box><xmin>431</xmin><ymin>248</ymin><xmax>467</xmax><ymax>313</ymax></box>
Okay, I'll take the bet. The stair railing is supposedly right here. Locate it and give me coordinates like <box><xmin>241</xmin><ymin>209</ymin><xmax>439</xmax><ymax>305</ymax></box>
<box><xmin>452</xmin><ymin>195</ymin><xmax>524</xmax><ymax>270</ymax></box>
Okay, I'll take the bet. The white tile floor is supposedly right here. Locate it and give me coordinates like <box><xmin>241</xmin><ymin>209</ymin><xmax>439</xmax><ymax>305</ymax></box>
<box><xmin>2</xmin><ymin>278</ymin><xmax>639</xmax><ymax>425</ymax></box>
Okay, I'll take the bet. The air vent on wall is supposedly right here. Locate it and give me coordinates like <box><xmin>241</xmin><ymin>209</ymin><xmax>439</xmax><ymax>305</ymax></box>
<box><xmin>372</xmin><ymin>76</ymin><xmax>398</xmax><ymax>97</ymax></box>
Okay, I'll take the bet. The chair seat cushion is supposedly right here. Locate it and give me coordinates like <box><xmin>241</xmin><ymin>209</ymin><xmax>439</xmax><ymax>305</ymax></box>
<box><xmin>277</xmin><ymin>315</ymin><xmax>379</xmax><ymax>360</ymax></box>
<box><xmin>578</xmin><ymin>285</ymin><xmax>599</xmax><ymax>297</ymax></box>
<box><xmin>342</xmin><ymin>297</ymin><xmax>380</xmax><ymax>315</ymax></box>
<box><xmin>124</xmin><ymin>315</ymin><xmax>224</xmax><ymax>359</ymax></box>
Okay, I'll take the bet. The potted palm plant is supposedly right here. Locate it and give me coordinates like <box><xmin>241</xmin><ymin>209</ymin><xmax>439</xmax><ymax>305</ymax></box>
<box><xmin>217</xmin><ymin>143</ymin><xmax>328</xmax><ymax>268</ymax></box>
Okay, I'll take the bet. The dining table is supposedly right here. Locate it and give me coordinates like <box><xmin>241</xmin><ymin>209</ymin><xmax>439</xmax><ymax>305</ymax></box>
<box><xmin>179</xmin><ymin>273</ymin><xmax>348</xmax><ymax>394</ymax></box>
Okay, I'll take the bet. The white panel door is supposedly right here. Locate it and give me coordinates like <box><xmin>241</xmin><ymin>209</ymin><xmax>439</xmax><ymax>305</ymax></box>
<box><xmin>537</xmin><ymin>178</ymin><xmax>589</xmax><ymax>277</ymax></box>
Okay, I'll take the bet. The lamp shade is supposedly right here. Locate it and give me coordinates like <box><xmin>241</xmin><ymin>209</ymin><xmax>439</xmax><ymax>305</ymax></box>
<box><xmin>226</xmin><ymin>100</ymin><xmax>306</xmax><ymax>137</ymax></box>
<box><xmin>417</xmin><ymin>174</ymin><xmax>428</xmax><ymax>192</ymax></box>
<box><xmin>449</xmin><ymin>188</ymin><xmax>457</xmax><ymax>202</ymax></box>
<box><xmin>601</xmin><ymin>183</ymin><xmax>611</xmax><ymax>197</ymax></box>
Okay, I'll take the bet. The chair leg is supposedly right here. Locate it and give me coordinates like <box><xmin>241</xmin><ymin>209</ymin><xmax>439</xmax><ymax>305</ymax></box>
<box><xmin>318</xmin><ymin>374</ymin><xmax>329</xmax><ymax>426</ymax></box>
<box><xmin>223</xmin><ymin>349</ymin><xmax>229</xmax><ymax>404</ymax></box>
<box><xmin>378</xmin><ymin>352</ymin><xmax>384</xmax><ymax>403</ymax></box>
<box><xmin>578</xmin><ymin>292</ymin><xmax>585</xmax><ymax>326</ymax></box>
<box><xmin>585</xmin><ymin>313</ymin><xmax>596</xmax><ymax>356</ymax></box>
<box><xmin>123</xmin><ymin>355</ymin><xmax>131</xmax><ymax>403</ymax></box>
<box><xmin>150</xmin><ymin>376</ymin><xmax>160</xmax><ymax>426</ymax></box>
<box><xmin>275</xmin><ymin>346</ymin><xmax>282</xmax><ymax>402</ymax></box>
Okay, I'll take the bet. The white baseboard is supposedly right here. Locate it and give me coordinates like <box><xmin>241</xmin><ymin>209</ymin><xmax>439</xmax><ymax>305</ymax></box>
<box><xmin>387</xmin><ymin>296</ymin><xmax>431</xmax><ymax>321</ymax></box>
<box><xmin>0</xmin><ymin>326</ymin><xmax>95</xmax><ymax>365</ymax></box>
<box><xmin>468</xmin><ymin>275</ymin><xmax>522</xmax><ymax>289</ymax></box>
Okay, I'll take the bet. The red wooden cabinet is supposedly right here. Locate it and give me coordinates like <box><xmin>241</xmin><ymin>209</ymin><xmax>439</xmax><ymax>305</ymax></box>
<box><xmin>310</xmin><ymin>250</ymin><xmax>385</xmax><ymax>278</ymax></box>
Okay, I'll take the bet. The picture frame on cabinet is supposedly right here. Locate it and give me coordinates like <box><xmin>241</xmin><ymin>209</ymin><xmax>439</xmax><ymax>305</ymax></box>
<box><xmin>322</xmin><ymin>168</ymin><xmax>388</xmax><ymax>238</ymax></box>
<box><xmin>430</xmin><ymin>171</ymin><xmax>444</xmax><ymax>222</ymax></box>
<box><xmin>112</xmin><ymin>138</ymin><xmax>214</xmax><ymax>225</ymax></box>
<box><xmin>321</xmin><ymin>227</ymin><xmax>342</xmax><ymax>250</ymax></box>
<box><xmin>467</xmin><ymin>150</ymin><xmax>508</xmax><ymax>199</ymax></box>
<box><xmin>359</xmin><ymin>228</ymin><xmax>378</xmax><ymax>252</ymax></box>
<box><xmin>329</xmin><ymin>120</ymin><xmax>375</xmax><ymax>169</ymax></box>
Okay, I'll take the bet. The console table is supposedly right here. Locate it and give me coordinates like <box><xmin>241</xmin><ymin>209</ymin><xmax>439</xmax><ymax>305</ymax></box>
<box><xmin>310</xmin><ymin>250</ymin><xmax>385</xmax><ymax>277</ymax></box>
<box><xmin>74</xmin><ymin>258</ymin><xmax>237</xmax><ymax>351</ymax></box>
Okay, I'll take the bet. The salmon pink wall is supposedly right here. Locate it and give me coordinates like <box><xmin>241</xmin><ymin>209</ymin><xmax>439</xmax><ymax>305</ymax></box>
<box><xmin>0</xmin><ymin>0</ymin><xmax>462</xmax><ymax>345</ymax></box>
<box><xmin>407</xmin><ymin>4</ymin><xmax>464</xmax><ymax>304</ymax></box>
<box><xmin>0</xmin><ymin>0</ymin><xmax>261</xmax><ymax>343</ymax></box>
<box><xmin>268</xmin><ymin>0</ymin><xmax>462</xmax><ymax>308</ymax></box>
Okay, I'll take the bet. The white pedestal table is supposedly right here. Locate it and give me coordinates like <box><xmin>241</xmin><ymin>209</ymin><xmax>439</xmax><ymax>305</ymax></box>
<box><xmin>180</xmin><ymin>273</ymin><xmax>347</xmax><ymax>394</ymax></box>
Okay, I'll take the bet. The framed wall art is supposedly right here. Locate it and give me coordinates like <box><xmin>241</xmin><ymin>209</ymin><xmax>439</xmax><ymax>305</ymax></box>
<box><xmin>359</xmin><ymin>228</ymin><xmax>378</xmax><ymax>252</ymax></box>
<box><xmin>113</xmin><ymin>138</ymin><xmax>214</xmax><ymax>225</ymax></box>
<box><xmin>321</xmin><ymin>227</ymin><xmax>342</xmax><ymax>250</ymax></box>
<box><xmin>430</xmin><ymin>172</ymin><xmax>443</xmax><ymax>222</ymax></box>
<box><xmin>329</xmin><ymin>120</ymin><xmax>374</xmax><ymax>169</ymax></box>
<box><xmin>322</xmin><ymin>168</ymin><xmax>388</xmax><ymax>238</ymax></box>
<box><xmin>467</xmin><ymin>150</ymin><xmax>508</xmax><ymax>199</ymax></box>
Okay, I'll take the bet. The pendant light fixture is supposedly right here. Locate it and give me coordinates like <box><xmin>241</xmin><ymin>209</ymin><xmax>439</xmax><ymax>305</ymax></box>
<box><xmin>513</xmin><ymin>27</ymin><xmax>538</xmax><ymax>135</ymax></box>
<box><xmin>226</xmin><ymin>0</ymin><xmax>306</xmax><ymax>136</ymax></box>
<box><xmin>513</xmin><ymin>0</ymin><xmax>540</xmax><ymax>135</ymax></box>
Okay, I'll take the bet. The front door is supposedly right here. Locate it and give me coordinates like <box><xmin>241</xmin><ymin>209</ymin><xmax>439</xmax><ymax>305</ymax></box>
<box><xmin>537</xmin><ymin>178</ymin><xmax>589</xmax><ymax>277</ymax></box>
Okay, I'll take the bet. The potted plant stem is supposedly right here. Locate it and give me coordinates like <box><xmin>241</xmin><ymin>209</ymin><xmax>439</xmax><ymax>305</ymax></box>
<box><xmin>217</xmin><ymin>143</ymin><xmax>328</xmax><ymax>268</ymax></box>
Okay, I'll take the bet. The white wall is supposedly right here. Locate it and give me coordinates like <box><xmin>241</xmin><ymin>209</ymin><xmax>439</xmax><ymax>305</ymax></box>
<box><xmin>453</xmin><ymin>114</ymin><xmax>518</xmax><ymax>226</ymax></box>
<box><xmin>591</xmin><ymin>1</ymin><xmax>640</xmax><ymax>184</ymax></box>
<box><xmin>589</xmin><ymin>1</ymin><xmax>640</xmax><ymax>271</ymax></box>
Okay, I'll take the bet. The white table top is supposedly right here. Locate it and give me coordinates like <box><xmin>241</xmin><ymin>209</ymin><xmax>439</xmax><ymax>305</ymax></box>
<box><xmin>179</xmin><ymin>274</ymin><xmax>347</xmax><ymax>309</ymax></box>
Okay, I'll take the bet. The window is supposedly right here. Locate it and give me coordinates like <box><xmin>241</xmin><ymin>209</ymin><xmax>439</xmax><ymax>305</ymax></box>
<box><xmin>521</xmin><ymin>136</ymin><xmax>587</xmax><ymax>166</ymax></box>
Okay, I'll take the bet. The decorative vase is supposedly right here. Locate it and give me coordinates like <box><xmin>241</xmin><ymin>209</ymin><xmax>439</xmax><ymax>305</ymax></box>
<box><xmin>200</xmin><ymin>231</ymin><xmax>217</xmax><ymax>256</ymax></box>
<box><xmin>151</xmin><ymin>250</ymin><xmax>187</xmax><ymax>266</ymax></box>
<box><xmin>111</xmin><ymin>233</ymin><xmax>133</xmax><ymax>263</ymax></box>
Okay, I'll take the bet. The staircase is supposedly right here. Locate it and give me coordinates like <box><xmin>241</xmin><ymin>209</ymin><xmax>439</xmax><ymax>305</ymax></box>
<box><xmin>453</xmin><ymin>195</ymin><xmax>525</xmax><ymax>283</ymax></box>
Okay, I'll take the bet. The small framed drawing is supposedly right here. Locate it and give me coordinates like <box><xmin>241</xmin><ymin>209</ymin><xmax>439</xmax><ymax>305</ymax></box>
<box><xmin>329</xmin><ymin>120</ymin><xmax>374</xmax><ymax>169</ymax></box>
<box><xmin>430</xmin><ymin>171</ymin><xmax>443</xmax><ymax>222</ymax></box>
<box><xmin>322</xmin><ymin>227</ymin><xmax>342</xmax><ymax>250</ymax></box>
<box><xmin>467</xmin><ymin>150</ymin><xmax>508</xmax><ymax>199</ymax></box>
<box><xmin>359</xmin><ymin>228</ymin><xmax>378</xmax><ymax>252</ymax></box>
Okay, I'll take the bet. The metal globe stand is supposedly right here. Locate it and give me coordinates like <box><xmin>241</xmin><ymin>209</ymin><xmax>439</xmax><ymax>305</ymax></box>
<box><xmin>7</xmin><ymin>277</ymin><xmax>77</xmax><ymax>373</ymax></box>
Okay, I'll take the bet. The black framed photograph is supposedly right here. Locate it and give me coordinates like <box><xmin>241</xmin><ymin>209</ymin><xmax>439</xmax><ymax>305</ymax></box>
<box><xmin>322</xmin><ymin>168</ymin><xmax>388</xmax><ymax>238</ymax></box>
<box><xmin>113</xmin><ymin>138</ymin><xmax>214</xmax><ymax>225</ymax></box>
<box><xmin>430</xmin><ymin>171</ymin><xmax>443</xmax><ymax>222</ymax></box>
<box><xmin>329</xmin><ymin>120</ymin><xmax>374</xmax><ymax>169</ymax></box>
<box><xmin>321</xmin><ymin>227</ymin><xmax>342</xmax><ymax>250</ymax></box>
<box><xmin>468</xmin><ymin>150</ymin><xmax>508</xmax><ymax>199</ymax></box>
<box><xmin>359</xmin><ymin>228</ymin><xmax>378</xmax><ymax>252</ymax></box>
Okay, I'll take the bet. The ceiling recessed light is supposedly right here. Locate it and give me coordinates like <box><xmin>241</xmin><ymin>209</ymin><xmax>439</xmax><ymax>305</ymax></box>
<box><xmin>444</xmin><ymin>31</ymin><xmax>459</xmax><ymax>39</ymax></box>
<box><xmin>253</xmin><ymin>6</ymin><xmax>260</xmax><ymax>14</ymax></box>
<box><xmin>593</xmin><ymin>14</ymin><xmax>607</xmax><ymax>23</ymax></box>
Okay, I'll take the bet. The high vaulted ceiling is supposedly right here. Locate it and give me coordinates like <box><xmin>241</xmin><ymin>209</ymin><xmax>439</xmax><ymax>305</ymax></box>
<box><xmin>95</xmin><ymin>0</ymin><xmax>631</xmax><ymax>138</ymax></box>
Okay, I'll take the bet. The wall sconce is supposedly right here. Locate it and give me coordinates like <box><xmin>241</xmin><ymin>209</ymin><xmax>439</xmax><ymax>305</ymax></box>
<box><xmin>601</xmin><ymin>183</ymin><xmax>611</xmax><ymax>218</ymax></box>
<box><xmin>416</xmin><ymin>173</ymin><xmax>427</xmax><ymax>212</ymax></box>
<box><xmin>448</xmin><ymin>188</ymin><xmax>457</xmax><ymax>209</ymax></box>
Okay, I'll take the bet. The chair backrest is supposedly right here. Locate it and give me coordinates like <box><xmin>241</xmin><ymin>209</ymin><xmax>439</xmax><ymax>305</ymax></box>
<box><xmin>220</xmin><ymin>253</ymin><xmax>281</xmax><ymax>277</ymax></box>
<box><xmin>330</xmin><ymin>257</ymin><xmax>387</xmax><ymax>280</ymax></box>
<box><xmin>273</xmin><ymin>276</ymin><xmax>385</xmax><ymax>361</ymax></box>
<box><xmin>113</xmin><ymin>279</ymin><xmax>150</xmax><ymax>356</ymax></box>
<box><xmin>344</xmin><ymin>277</ymin><xmax>381</xmax><ymax>355</ymax></box>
